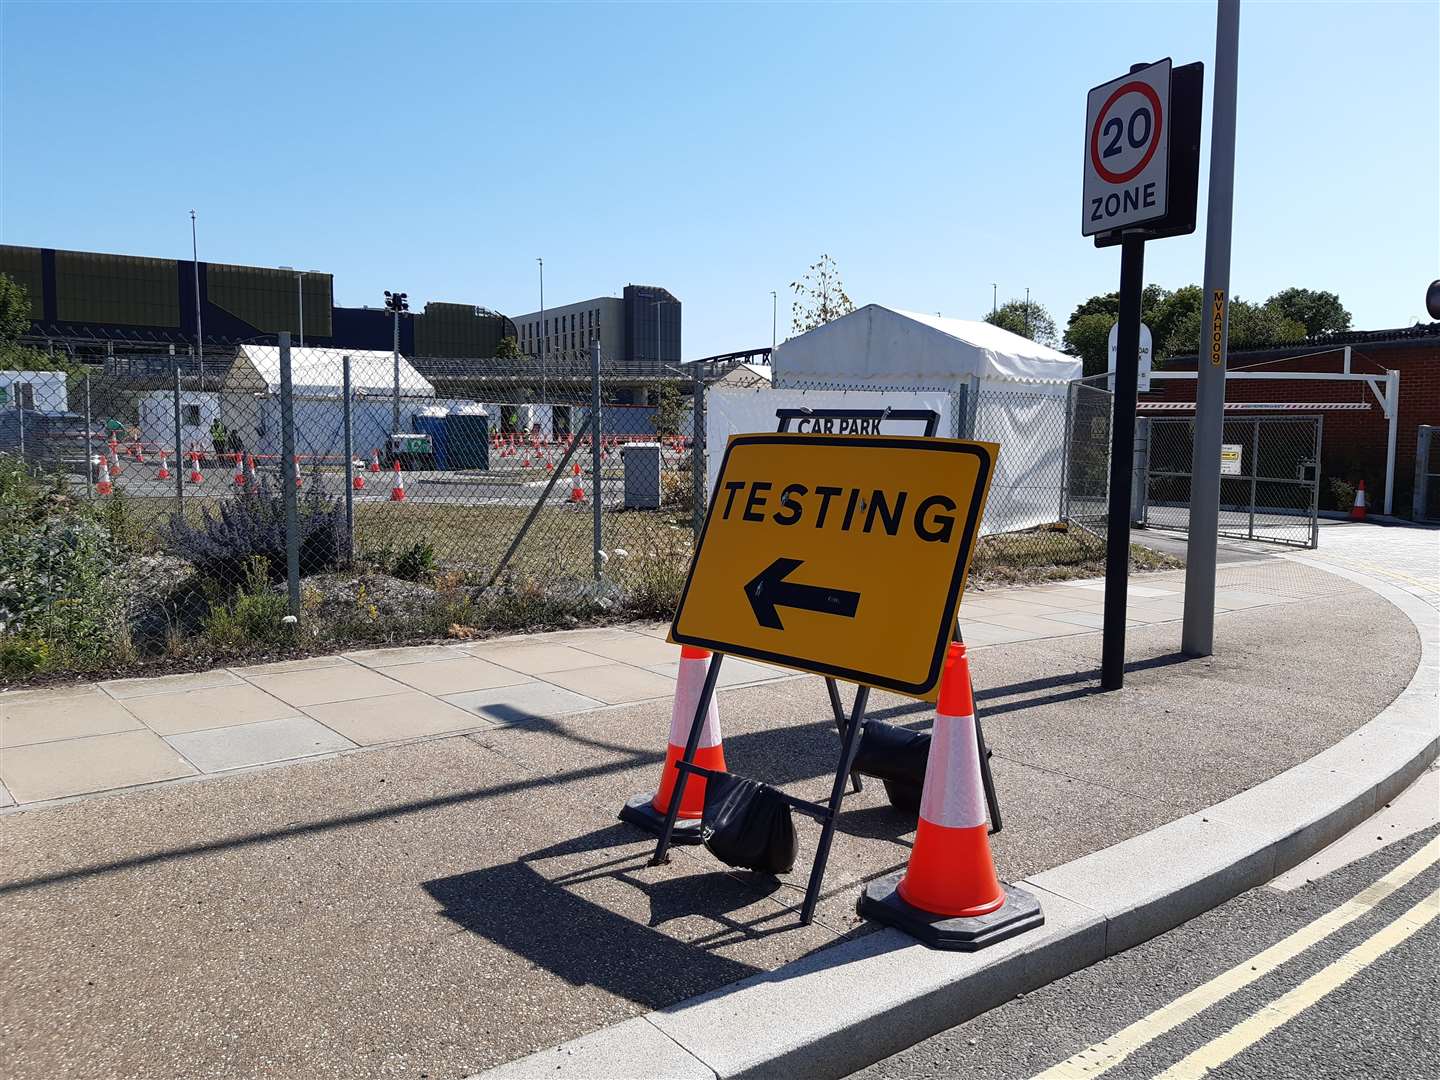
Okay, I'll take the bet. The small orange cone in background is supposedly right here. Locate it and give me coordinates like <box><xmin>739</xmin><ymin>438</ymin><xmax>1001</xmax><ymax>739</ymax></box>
<box><xmin>369</xmin><ymin>449</ymin><xmax>382</xmax><ymax>473</ymax></box>
<box><xmin>188</xmin><ymin>447</ymin><xmax>204</xmax><ymax>485</ymax></box>
<box><xmin>155</xmin><ymin>452</ymin><xmax>171</xmax><ymax>481</ymax></box>
<box><xmin>857</xmin><ymin>643</ymin><xmax>1044</xmax><ymax>950</ymax></box>
<box><xmin>108</xmin><ymin>437</ymin><xmax>123</xmax><ymax>476</ymax></box>
<box><xmin>572</xmin><ymin>461</ymin><xmax>581</xmax><ymax>477</ymax></box>
<box><xmin>389</xmin><ymin>460</ymin><xmax>406</xmax><ymax>502</ymax></box>
<box><xmin>569</xmin><ymin>479</ymin><xmax>585</xmax><ymax>503</ymax></box>
<box><xmin>292</xmin><ymin>455</ymin><xmax>303</xmax><ymax>490</ymax></box>
<box><xmin>234</xmin><ymin>455</ymin><xmax>247</xmax><ymax>487</ymax></box>
<box><xmin>96</xmin><ymin>457</ymin><xmax>114</xmax><ymax>495</ymax></box>
<box><xmin>244</xmin><ymin>453</ymin><xmax>259</xmax><ymax>490</ymax></box>
<box><xmin>1350</xmin><ymin>479</ymin><xmax>1368</xmax><ymax>521</ymax></box>
<box><xmin>352</xmin><ymin>464</ymin><xmax>366</xmax><ymax>491</ymax></box>
<box><xmin>619</xmin><ymin>645</ymin><xmax>727</xmax><ymax>842</ymax></box>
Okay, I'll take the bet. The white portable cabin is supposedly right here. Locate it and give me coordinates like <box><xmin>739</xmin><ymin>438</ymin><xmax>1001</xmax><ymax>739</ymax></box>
<box><xmin>220</xmin><ymin>345</ymin><xmax>437</xmax><ymax>462</ymax></box>
<box><xmin>139</xmin><ymin>390</ymin><xmax>220</xmax><ymax>456</ymax></box>
<box><xmin>1</xmin><ymin>370</ymin><xmax>70</xmax><ymax>414</ymax></box>
<box><xmin>772</xmin><ymin>305</ymin><xmax>1084</xmax><ymax>534</ymax></box>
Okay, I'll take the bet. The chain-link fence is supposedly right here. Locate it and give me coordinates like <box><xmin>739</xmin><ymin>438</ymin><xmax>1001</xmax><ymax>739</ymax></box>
<box><xmin>1144</xmin><ymin>414</ymin><xmax>1321</xmax><ymax>548</ymax></box>
<box><xmin>0</xmin><ymin>339</ymin><xmax>697</xmax><ymax>678</ymax></box>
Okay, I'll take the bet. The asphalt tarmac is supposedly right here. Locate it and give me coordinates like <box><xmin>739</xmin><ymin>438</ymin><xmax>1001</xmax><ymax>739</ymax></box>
<box><xmin>851</xmin><ymin>773</ymin><xmax>1440</xmax><ymax>1080</ymax></box>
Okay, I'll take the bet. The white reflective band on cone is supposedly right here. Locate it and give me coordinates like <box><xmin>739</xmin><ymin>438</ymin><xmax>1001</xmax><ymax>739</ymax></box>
<box><xmin>668</xmin><ymin>656</ymin><xmax>722</xmax><ymax>748</ymax></box>
<box><xmin>919</xmin><ymin>712</ymin><xmax>987</xmax><ymax>829</ymax></box>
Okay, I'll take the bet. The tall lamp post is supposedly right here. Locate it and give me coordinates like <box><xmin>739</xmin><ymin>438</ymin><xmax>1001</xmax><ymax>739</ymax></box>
<box><xmin>384</xmin><ymin>289</ymin><xmax>409</xmax><ymax>436</ymax></box>
<box><xmin>190</xmin><ymin>210</ymin><xmax>204</xmax><ymax>390</ymax></box>
<box><xmin>770</xmin><ymin>290</ymin><xmax>777</xmax><ymax>350</ymax></box>
<box><xmin>537</xmin><ymin>257</ymin><xmax>546</xmax><ymax>403</ymax></box>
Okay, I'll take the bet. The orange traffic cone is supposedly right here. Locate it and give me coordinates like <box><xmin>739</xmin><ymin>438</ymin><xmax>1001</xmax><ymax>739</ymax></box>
<box><xmin>352</xmin><ymin>466</ymin><xmax>366</xmax><ymax>491</ymax></box>
<box><xmin>108</xmin><ymin>438</ymin><xmax>123</xmax><ymax>476</ymax></box>
<box><xmin>619</xmin><ymin>645</ymin><xmax>727</xmax><ymax>842</ymax></box>
<box><xmin>292</xmin><ymin>455</ymin><xmax>303</xmax><ymax>490</ymax></box>
<box><xmin>389</xmin><ymin>460</ymin><xmax>406</xmax><ymax>501</ymax></box>
<box><xmin>857</xmin><ymin>643</ymin><xmax>1043</xmax><ymax>949</ymax></box>
<box><xmin>155</xmin><ymin>452</ymin><xmax>171</xmax><ymax>481</ymax></box>
<box><xmin>572</xmin><ymin>461</ymin><xmax>581</xmax><ymax>477</ymax></box>
<box><xmin>369</xmin><ymin>449</ymin><xmax>382</xmax><ymax>474</ymax></box>
<box><xmin>188</xmin><ymin>447</ymin><xmax>204</xmax><ymax>484</ymax></box>
<box><xmin>569</xmin><ymin>479</ymin><xmax>585</xmax><ymax>503</ymax></box>
<box><xmin>244</xmin><ymin>453</ymin><xmax>258</xmax><ymax>490</ymax></box>
<box><xmin>1350</xmin><ymin>479</ymin><xmax>1367</xmax><ymax>521</ymax></box>
<box><xmin>234</xmin><ymin>455</ymin><xmax>247</xmax><ymax>487</ymax></box>
<box><xmin>95</xmin><ymin>457</ymin><xmax>113</xmax><ymax>496</ymax></box>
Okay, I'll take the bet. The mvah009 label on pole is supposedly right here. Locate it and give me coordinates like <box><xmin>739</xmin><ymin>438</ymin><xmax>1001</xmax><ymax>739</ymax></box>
<box><xmin>1083</xmin><ymin>58</ymin><xmax>1172</xmax><ymax>236</ymax></box>
<box><xmin>670</xmin><ymin>434</ymin><xmax>997</xmax><ymax>699</ymax></box>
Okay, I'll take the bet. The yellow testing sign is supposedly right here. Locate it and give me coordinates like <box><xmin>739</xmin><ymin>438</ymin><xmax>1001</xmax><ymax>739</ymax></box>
<box><xmin>670</xmin><ymin>433</ymin><xmax>997</xmax><ymax>699</ymax></box>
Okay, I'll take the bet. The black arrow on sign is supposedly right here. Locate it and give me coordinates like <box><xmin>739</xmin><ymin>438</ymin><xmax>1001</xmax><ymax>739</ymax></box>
<box><xmin>745</xmin><ymin>557</ymin><xmax>861</xmax><ymax>630</ymax></box>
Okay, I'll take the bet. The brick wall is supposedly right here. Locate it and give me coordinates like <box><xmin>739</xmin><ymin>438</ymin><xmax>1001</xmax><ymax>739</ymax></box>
<box><xmin>1139</xmin><ymin>340</ymin><xmax>1440</xmax><ymax>516</ymax></box>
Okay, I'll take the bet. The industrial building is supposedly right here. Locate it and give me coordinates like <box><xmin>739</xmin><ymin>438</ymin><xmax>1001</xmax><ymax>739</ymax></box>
<box><xmin>509</xmin><ymin>284</ymin><xmax>681</xmax><ymax>370</ymax></box>
<box><xmin>0</xmin><ymin>244</ymin><xmax>516</xmax><ymax>360</ymax></box>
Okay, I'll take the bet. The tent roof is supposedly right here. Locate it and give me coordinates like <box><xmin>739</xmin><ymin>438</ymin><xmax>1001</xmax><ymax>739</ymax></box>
<box><xmin>229</xmin><ymin>345</ymin><xmax>434</xmax><ymax>397</ymax></box>
<box><xmin>773</xmin><ymin>304</ymin><xmax>1082</xmax><ymax>386</ymax></box>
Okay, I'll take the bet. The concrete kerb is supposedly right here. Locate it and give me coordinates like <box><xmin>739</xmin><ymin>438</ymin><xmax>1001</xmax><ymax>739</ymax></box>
<box><xmin>473</xmin><ymin>562</ymin><xmax>1438</xmax><ymax>1080</ymax></box>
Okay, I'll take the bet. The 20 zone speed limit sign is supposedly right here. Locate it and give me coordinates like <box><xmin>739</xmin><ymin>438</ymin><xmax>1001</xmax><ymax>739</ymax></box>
<box><xmin>1082</xmin><ymin>58</ymin><xmax>1171</xmax><ymax>236</ymax></box>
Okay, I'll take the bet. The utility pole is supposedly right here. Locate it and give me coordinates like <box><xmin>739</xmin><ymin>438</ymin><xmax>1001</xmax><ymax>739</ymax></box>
<box><xmin>992</xmin><ymin>283</ymin><xmax>997</xmax><ymax>315</ymax></box>
<box><xmin>190</xmin><ymin>210</ymin><xmax>204</xmax><ymax>391</ymax></box>
<box><xmin>1182</xmin><ymin>0</ymin><xmax>1241</xmax><ymax>658</ymax></box>
<box><xmin>537</xmin><ymin>257</ymin><xmax>546</xmax><ymax>403</ymax></box>
<box><xmin>281</xmin><ymin>266</ymin><xmax>304</xmax><ymax>347</ymax></box>
<box><xmin>771</xmin><ymin>290</ymin><xmax>777</xmax><ymax>349</ymax></box>
<box><xmin>385</xmin><ymin>290</ymin><xmax>408</xmax><ymax>436</ymax></box>
<box><xmin>1025</xmin><ymin>286</ymin><xmax>1031</xmax><ymax>338</ymax></box>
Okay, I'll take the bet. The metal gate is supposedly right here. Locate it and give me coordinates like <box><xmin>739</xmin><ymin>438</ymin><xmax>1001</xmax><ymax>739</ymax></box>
<box><xmin>1143</xmin><ymin>414</ymin><xmax>1322</xmax><ymax>548</ymax></box>
<box><xmin>1415</xmin><ymin>425</ymin><xmax>1440</xmax><ymax>524</ymax></box>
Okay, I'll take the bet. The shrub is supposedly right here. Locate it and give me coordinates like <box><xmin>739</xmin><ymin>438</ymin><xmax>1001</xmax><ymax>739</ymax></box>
<box><xmin>165</xmin><ymin>483</ymin><xmax>344</xmax><ymax>586</ymax></box>
<box><xmin>202</xmin><ymin>557</ymin><xmax>293</xmax><ymax>650</ymax></box>
<box><xmin>1327</xmin><ymin>477</ymin><xmax>1356</xmax><ymax>513</ymax></box>
<box><xmin>392</xmin><ymin>541</ymin><xmax>436</xmax><ymax>582</ymax></box>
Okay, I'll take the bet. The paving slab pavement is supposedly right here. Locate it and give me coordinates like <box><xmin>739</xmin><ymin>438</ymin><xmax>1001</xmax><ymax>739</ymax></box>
<box><xmin>0</xmin><ymin>556</ymin><xmax>1423</xmax><ymax>1080</ymax></box>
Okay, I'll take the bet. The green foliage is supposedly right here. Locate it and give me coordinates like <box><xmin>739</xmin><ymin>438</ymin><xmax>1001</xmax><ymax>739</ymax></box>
<box><xmin>1062</xmin><ymin>313</ymin><xmax>1115</xmax><ymax>377</ymax></box>
<box><xmin>652</xmin><ymin>382</ymin><xmax>685</xmax><ymax>438</ymax></box>
<box><xmin>494</xmin><ymin>335</ymin><xmax>522</xmax><ymax>360</ymax></box>
<box><xmin>202</xmin><ymin>557</ymin><xmax>292</xmax><ymax>650</ymax></box>
<box><xmin>392</xmin><ymin>541</ymin><xmax>436</xmax><ymax>582</ymax></box>
<box><xmin>1264</xmin><ymin>287</ymin><xmax>1351</xmax><ymax>337</ymax></box>
<box><xmin>0</xmin><ymin>454</ymin><xmax>122</xmax><ymax>673</ymax></box>
<box><xmin>790</xmin><ymin>254</ymin><xmax>854</xmax><ymax>334</ymax></box>
<box><xmin>0</xmin><ymin>273</ymin><xmax>31</xmax><ymax>347</ymax></box>
<box><xmin>986</xmin><ymin>298</ymin><xmax>1058</xmax><ymax>347</ymax></box>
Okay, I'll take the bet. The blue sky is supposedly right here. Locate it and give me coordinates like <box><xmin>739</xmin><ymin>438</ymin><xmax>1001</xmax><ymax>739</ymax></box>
<box><xmin>2</xmin><ymin>2</ymin><xmax>1435</xmax><ymax>359</ymax></box>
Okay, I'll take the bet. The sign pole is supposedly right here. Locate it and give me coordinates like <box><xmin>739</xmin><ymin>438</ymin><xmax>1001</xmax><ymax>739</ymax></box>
<box><xmin>1101</xmin><ymin>232</ymin><xmax>1146</xmax><ymax>690</ymax></box>
<box><xmin>1182</xmin><ymin>0</ymin><xmax>1240</xmax><ymax>658</ymax></box>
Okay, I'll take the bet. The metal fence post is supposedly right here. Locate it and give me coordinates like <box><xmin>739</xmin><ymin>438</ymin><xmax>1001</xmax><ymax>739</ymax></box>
<box><xmin>342</xmin><ymin>354</ymin><xmax>355</xmax><ymax>566</ymax></box>
<box><xmin>1060</xmin><ymin>381</ymin><xmax>1073</xmax><ymax>524</ymax></box>
<box><xmin>1248</xmin><ymin>418</ymin><xmax>1259</xmax><ymax>541</ymax></box>
<box><xmin>172</xmin><ymin>361</ymin><xmax>184</xmax><ymax>516</ymax></box>
<box><xmin>83</xmin><ymin>372</ymin><xmax>94</xmax><ymax>499</ymax></box>
<box><xmin>591</xmin><ymin>337</ymin><xmax>603</xmax><ymax>581</ymax></box>
<box><xmin>278</xmin><ymin>332</ymin><xmax>302</xmax><ymax>618</ymax></box>
<box><xmin>692</xmin><ymin>360</ymin><xmax>706</xmax><ymax>540</ymax></box>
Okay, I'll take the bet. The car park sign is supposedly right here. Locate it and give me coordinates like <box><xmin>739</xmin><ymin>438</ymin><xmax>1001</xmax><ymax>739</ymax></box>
<box><xmin>1083</xmin><ymin>59</ymin><xmax>1172</xmax><ymax>236</ymax></box>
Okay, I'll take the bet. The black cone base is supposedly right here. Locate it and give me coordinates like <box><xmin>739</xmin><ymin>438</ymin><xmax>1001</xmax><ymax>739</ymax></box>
<box><xmin>618</xmin><ymin>791</ymin><xmax>703</xmax><ymax>845</ymax></box>
<box><xmin>857</xmin><ymin>873</ymin><xmax>1044</xmax><ymax>951</ymax></box>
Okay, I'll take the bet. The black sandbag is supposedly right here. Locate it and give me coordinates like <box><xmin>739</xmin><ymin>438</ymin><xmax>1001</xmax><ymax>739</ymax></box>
<box><xmin>852</xmin><ymin>720</ymin><xmax>931</xmax><ymax>787</ymax></box>
<box><xmin>700</xmin><ymin>772</ymin><xmax>797</xmax><ymax>875</ymax></box>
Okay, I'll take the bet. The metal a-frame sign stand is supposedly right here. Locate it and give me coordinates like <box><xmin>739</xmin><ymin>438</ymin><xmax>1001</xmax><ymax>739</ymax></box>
<box><xmin>650</xmin><ymin>432</ymin><xmax>1001</xmax><ymax>926</ymax></box>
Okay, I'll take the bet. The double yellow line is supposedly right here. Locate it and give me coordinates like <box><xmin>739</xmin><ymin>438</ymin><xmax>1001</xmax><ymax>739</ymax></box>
<box><xmin>1033</xmin><ymin>836</ymin><xmax>1440</xmax><ymax>1079</ymax></box>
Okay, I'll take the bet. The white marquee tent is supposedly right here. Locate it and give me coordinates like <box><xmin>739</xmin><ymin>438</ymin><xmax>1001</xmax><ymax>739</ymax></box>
<box><xmin>772</xmin><ymin>305</ymin><xmax>1087</xmax><ymax>534</ymax></box>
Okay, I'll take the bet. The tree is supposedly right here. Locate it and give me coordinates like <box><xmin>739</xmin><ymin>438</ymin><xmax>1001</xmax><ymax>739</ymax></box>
<box><xmin>0</xmin><ymin>273</ymin><xmax>32</xmax><ymax>348</ymax></box>
<box><xmin>1160</xmin><ymin>297</ymin><xmax>1306</xmax><ymax>359</ymax></box>
<box><xmin>790</xmin><ymin>254</ymin><xmax>854</xmax><ymax>334</ymax></box>
<box><xmin>985</xmin><ymin>298</ymin><xmax>1057</xmax><ymax>347</ymax></box>
<box><xmin>494</xmin><ymin>335</ymin><xmax>521</xmax><ymax>360</ymax></box>
<box><xmin>1062</xmin><ymin>312</ymin><xmax>1114</xmax><ymax>377</ymax></box>
<box><xmin>1264</xmin><ymin>288</ymin><xmax>1351</xmax><ymax>337</ymax></box>
<box><xmin>651</xmin><ymin>382</ymin><xmax>684</xmax><ymax>438</ymax></box>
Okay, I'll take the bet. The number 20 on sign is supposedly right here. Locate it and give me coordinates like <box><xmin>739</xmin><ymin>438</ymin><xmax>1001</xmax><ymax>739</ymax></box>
<box><xmin>670</xmin><ymin>434</ymin><xmax>997</xmax><ymax>700</ymax></box>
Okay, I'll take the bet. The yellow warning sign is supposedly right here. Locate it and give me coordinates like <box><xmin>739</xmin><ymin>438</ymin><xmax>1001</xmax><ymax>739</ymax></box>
<box><xmin>670</xmin><ymin>433</ymin><xmax>997</xmax><ymax>699</ymax></box>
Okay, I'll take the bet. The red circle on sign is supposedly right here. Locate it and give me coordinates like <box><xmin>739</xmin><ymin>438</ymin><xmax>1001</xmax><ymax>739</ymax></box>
<box><xmin>1090</xmin><ymin>80</ymin><xmax>1164</xmax><ymax>185</ymax></box>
